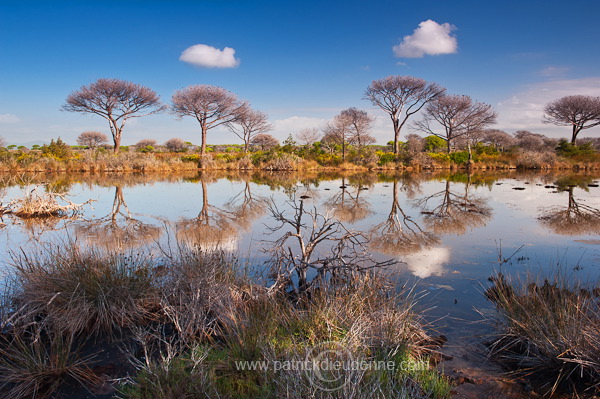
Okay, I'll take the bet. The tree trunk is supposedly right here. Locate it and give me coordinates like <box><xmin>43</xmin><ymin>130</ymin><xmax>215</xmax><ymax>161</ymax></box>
<box><xmin>571</xmin><ymin>125</ymin><xmax>579</xmax><ymax>144</ymax></box>
<box><xmin>201</xmin><ymin>125</ymin><xmax>207</xmax><ymax>155</ymax></box>
<box><xmin>113</xmin><ymin>132</ymin><xmax>121</xmax><ymax>153</ymax></box>
<box><xmin>466</xmin><ymin>141</ymin><xmax>473</xmax><ymax>169</ymax></box>
<box><xmin>392</xmin><ymin>116</ymin><xmax>400</xmax><ymax>154</ymax></box>
<box><xmin>446</xmin><ymin>139</ymin><xmax>451</xmax><ymax>154</ymax></box>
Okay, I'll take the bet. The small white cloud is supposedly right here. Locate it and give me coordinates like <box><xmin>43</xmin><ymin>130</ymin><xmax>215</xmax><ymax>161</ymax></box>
<box><xmin>0</xmin><ymin>114</ymin><xmax>20</xmax><ymax>124</ymax></box>
<box><xmin>393</xmin><ymin>19</ymin><xmax>457</xmax><ymax>58</ymax></box>
<box><xmin>396</xmin><ymin>61</ymin><xmax>407</xmax><ymax>66</ymax></box>
<box><xmin>179</xmin><ymin>44</ymin><xmax>240</xmax><ymax>68</ymax></box>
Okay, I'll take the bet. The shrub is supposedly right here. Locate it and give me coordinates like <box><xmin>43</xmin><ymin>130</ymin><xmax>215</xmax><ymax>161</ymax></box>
<box><xmin>555</xmin><ymin>139</ymin><xmax>597</xmax><ymax>157</ymax></box>
<box><xmin>424</xmin><ymin>135</ymin><xmax>447</xmax><ymax>152</ymax></box>
<box><xmin>41</xmin><ymin>138</ymin><xmax>72</xmax><ymax>160</ymax></box>
<box><xmin>181</xmin><ymin>154</ymin><xmax>200</xmax><ymax>163</ymax></box>
<box><xmin>138</xmin><ymin>145</ymin><xmax>155</xmax><ymax>153</ymax></box>
<box><xmin>376</xmin><ymin>151</ymin><xmax>396</xmax><ymax>165</ymax></box>
<box><xmin>164</xmin><ymin>138</ymin><xmax>188</xmax><ymax>152</ymax></box>
<box><xmin>448</xmin><ymin>151</ymin><xmax>470</xmax><ymax>164</ymax></box>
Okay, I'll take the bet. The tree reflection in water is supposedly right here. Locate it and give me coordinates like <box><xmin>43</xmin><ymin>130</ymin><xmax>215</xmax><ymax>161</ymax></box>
<box><xmin>539</xmin><ymin>177</ymin><xmax>600</xmax><ymax>235</ymax></box>
<box><xmin>369</xmin><ymin>180</ymin><xmax>439</xmax><ymax>256</ymax></box>
<box><xmin>326</xmin><ymin>177</ymin><xmax>372</xmax><ymax>224</ymax></box>
<box><xmin>176</xmin><ymin>179</ymin><xmax>267</xmax><ymax>251</ymax></box>
<box><xmin>415</xmin><ymin>175</ymin><xmax>492</xmax><ymax>235</ymax></box>
<box><xmin>75</xmin><ymin>185</ymin><xmax>162</xmax><ymax>250</ymax></box>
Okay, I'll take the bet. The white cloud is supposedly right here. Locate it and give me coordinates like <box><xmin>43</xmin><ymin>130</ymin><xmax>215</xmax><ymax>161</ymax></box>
<box><xmin>496</xmin><ymin>77</ymin><xmax>600</xmax><ymax>136</ymax></box>
<box><xmin>179</xmin><ymin>44</ymin><xmax>240</xmax><ymax>68</ymax></box>
<box><xmin>393</xmin><ymin>19</ymin><xmax>457</xmax><ymax>58</ymax></box>
<box><xmin>401</xmin><ymin>247</ymin><xmax>450</xmax><ymax>278</ymax></box>
<box><xmin>0</xmin><ymin>114</ymin><xmax>20</xmax><ymax>124</ymax></box>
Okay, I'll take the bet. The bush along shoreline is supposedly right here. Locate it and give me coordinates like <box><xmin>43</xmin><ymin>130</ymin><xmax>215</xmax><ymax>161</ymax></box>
<box><xmin>1</xmin><ymin>136</ymin><xmax>600</xmax><ymax>173</ymax></box>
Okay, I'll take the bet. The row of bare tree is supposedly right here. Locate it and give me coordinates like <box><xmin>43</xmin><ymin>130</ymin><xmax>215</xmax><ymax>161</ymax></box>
<box><xmin>61</xmin><ymin>77</ymin><xmax>600</xmax><ymax>156</ymax></box>
<box><xmin>63</xmin><ymin>79</ymin><xmax>273</xmax><ymax>154</ymax></box>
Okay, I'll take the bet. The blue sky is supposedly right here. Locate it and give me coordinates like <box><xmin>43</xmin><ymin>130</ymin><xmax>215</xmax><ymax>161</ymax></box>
<box><xmin>1</xmin><ymin>0</ymin><xmax>600</xmax><ymax>146</ymax></box>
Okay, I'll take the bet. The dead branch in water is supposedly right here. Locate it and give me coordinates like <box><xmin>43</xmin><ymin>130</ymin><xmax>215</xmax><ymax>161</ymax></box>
<box><xmin>264</xmin><ymin>196</ymin><xmax>396</xmax><ymax>297</ymax></box>
<box><xmin>6</xmin><ymin>185</ymin><xmax>93</xmax><ymax>218</ymax></box>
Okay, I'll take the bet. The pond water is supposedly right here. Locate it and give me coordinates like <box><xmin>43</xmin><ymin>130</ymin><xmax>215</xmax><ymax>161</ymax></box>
<box><xmin>1</xmin><ymin>170</ymin><xmax>599</xmax><ymax>358</ymax></box>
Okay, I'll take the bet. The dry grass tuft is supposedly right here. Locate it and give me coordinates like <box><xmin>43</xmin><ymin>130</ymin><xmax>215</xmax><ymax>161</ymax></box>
<box><xmin>0</xmin><ymin>325</ymin><xmax>99</xmax><ymax>399</ymax></box>
<box><xmin>485</xmin><ymin>270</ymin><xmax>600</xmax><ymax>395</ymax></box>
<box><xmin>8</xmin><ymin>242</ymin><xmax>156</xmax><ymax>335</ymax></box>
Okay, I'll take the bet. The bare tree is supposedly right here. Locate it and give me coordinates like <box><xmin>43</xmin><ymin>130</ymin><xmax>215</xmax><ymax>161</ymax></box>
<box><xmin>322</xmin><ymin>108</ymin><xmax>375</xmax><ymax>161</ymax></box>
<box><xmin>296</xmin><ymin>127</ymin><xmax>320</xmax><ymax>147</ymax></box>
<box><xmin>320</xmin><ymin>131</ymin><xmax>340</xmax><ymax>154</ymax></box>
<box><xmin>171</xmin><ymin>85</ymin><xmax>248</xmax><ymax>155</ymax></box>
<box><xmin>405</xmin><ymin>134</ymin><xmax>426</xmax><ymax>156</ymax></box>
<box><xmin>513</xmin><ymin>130</ymin><xmax>545</xmax><ymax>152</ymax></box>
<box><xmin>339</xmin><ymin>107</ymin><xmax>375</xmax><ymax>150</ymax></box>
<box><xmin>364</xmin><ymin>76</ymin><xmax>445</xmax><ymax>154</ymax></box>
<box><xmin>164</xmin><ymin>138</ymin><xmax>187</xmax><ymax>152</ymax></box>
<box><xmin>251</xmin><ymin>133</ymin><xmax>279</xmax><ymax>150</ymax></box>
<box><xmin>322</xmin><ymin>120</ymin><xmax>350</xmax><ymax>161</ymax></box>
<box><xmin>481</xmin><ymin>129</ymin><xmax>515</xmax><ymax>152</ymax></box>
<box><xmin>62</xmin><ymin>79</ymin><xmax>165</xmax><ymax>153</ymax></box>
<box><xmin>413</xmin><ymin>95</ymin><xmax>497</xmax><ymax>162</ymax></box>
<box><xmin>266</xmin><ymin>197</ymin><xmax>394</xmax><ymax>296</ymax></box>
<box><xmin>227</xmin><ymin>108</ymin><xmax>272</xmax><ymax>152</ymax></box>
<box><xmin>76</xmin><ymin>131</ymin><xmax>108</xmax><ymax>149</ymax></box>
<box><xmin>0</xmin><ymin>136</ymin><xmax>6</xmax><ymax>148</ymax></box>
<box><xmin>543</xmin><ymin>95</ymin><xmax>600</xmax><ymax>144</ymax></box>
<box><xmin>135</xmin><ymin>139</ymin><xmax>157</xmax><ymax>148</ymax></box>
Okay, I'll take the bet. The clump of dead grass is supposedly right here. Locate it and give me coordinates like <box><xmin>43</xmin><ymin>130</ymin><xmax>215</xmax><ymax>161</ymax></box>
<box><xmin>485</xmin><ymin>270</ymin><xmax>600</xmax><ymax>396</ymax></box>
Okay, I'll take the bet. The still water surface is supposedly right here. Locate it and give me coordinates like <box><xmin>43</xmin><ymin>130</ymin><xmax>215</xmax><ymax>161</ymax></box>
<box><xmin>1</xmin><ymin>171</ymin><xmax>599</xmax><ymax>341</ymax></box>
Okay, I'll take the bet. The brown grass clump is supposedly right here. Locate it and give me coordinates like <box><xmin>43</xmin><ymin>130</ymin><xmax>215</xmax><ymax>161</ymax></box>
<box><xmin>8</xmin><ymin>242</ymin><xmax>157</xmax><ymax>335</ymax></box>
<box><xmin>484</xmin><ymin>271</ymin><xmax>600</xmax><ymax>396</ymax></box>
<box><xmin>0</xmin><ymin>324</ymin><xmax>99</xmax><ymax>399</ymax></box>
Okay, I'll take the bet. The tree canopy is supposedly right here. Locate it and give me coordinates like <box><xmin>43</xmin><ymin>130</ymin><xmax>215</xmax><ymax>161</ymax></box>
<box><xmin>62</xmin><ymin>78</ymin><xmax>165</xmax><ymax>153</ymax></box>
<box><xmin>543</xmin><ymin>95</ymin><xmax>600</xmax><ymax>143</ymax></box>
<box><xmin>364</xmin><ymin>76</ymin><xmax>445</xmax><ymax>154</ymax></box>
<box><xmin>171</xmin><ymin>85</ymin><xmax>248</xmax><ymax>155</ymax></box>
